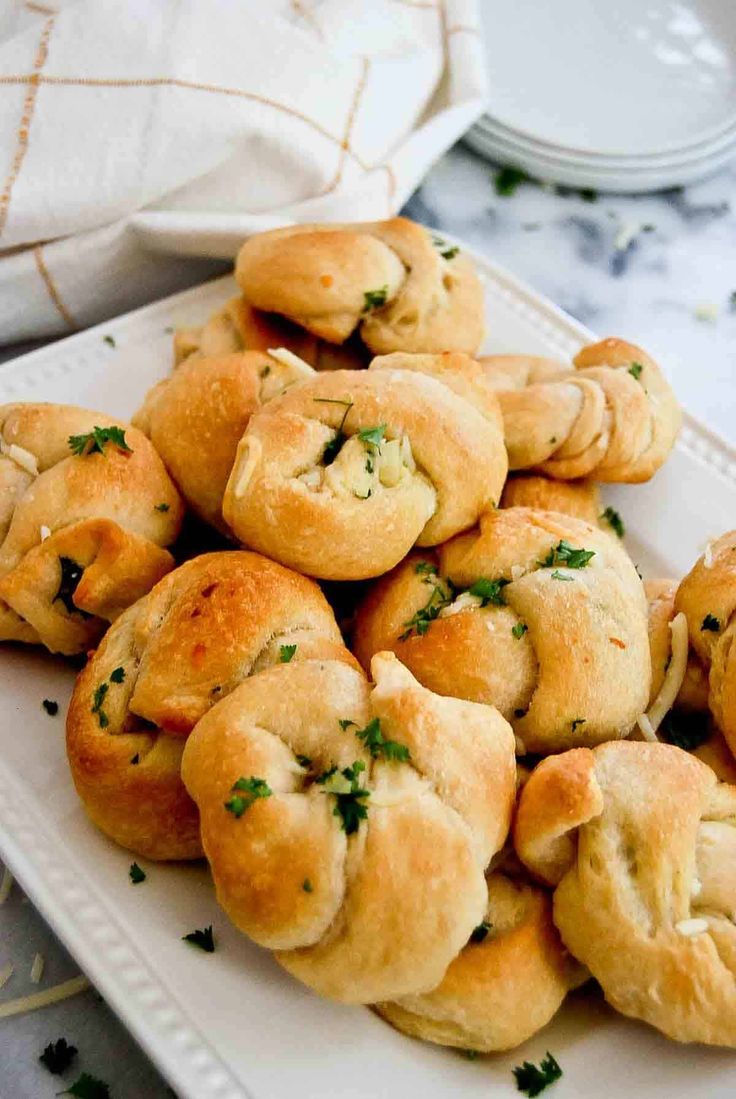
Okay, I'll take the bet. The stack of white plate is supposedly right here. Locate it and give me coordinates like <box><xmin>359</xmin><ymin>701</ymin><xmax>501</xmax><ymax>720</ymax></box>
<box><xmin>466</xmin><ymin>0</ymin><xmax>736</xmax><ymax>192</ymax></box>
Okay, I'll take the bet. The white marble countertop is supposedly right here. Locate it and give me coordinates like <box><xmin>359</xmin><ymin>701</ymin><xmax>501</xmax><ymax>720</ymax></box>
<box><xmin>2</xmin><ymin>140</ymin><xmax>735</xmax><ymax>1099</ymax></box>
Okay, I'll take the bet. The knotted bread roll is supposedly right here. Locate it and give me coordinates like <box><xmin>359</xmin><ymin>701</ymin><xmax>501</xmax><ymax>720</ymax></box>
<box><xmin>173</xmin><ymin>295</ymin><xmax>365</xmax><ymax>371</ymax></box>
<box><xmin>375</xmin><ymin>867</ymin><xmax>582</xmax><ymax>1052</ymax></box>
<box><xmin>235</xmin><ymin>218</ymin><xmax>484</xmax><ymax>354</ymax></box>
<box><xmin>353</xmin><ymin>507</ymin><xmax>649</xmax><ymax>753</ymax></box>
<box><xmin>514</xmin><ymin>741</ymin><xmax>736</xmax><ymax>1047</ymax></box>
<box><xmin>66</xmin><ymin>551</ymin><xmax>354</xmax><ymax>860</ymax></box>
<box><xmin>0</xmin><ymin>404</ymin><xmax>183</xmax><ymax>654</ymax></box>
<box><xmin>674</xmin><ymin>531</ymin><xmax>736</xmax><ymax>761</ymax></box>
<box><xmin>181</xmin><ymin>652</ymin><xmax>516</xmax><ymax>1003</ymax></box>
<box><xmin>133</xmin><ymin>349</ymin><xmax>316</xmax><ymax>531</ymax></box>
<box><xmin>222</xmin><ymin>355</ymin><xmax>507</xmax><ymax>580</ymax></box>
<box><xmin>500</xmin><ymin>473</ymin><xmax>602</xmax><ymax>526</ymax></box>
<box><xmin>483</xmin><ymin>338</ymin><xmax>681</xmax><ymax>482</ymax></box>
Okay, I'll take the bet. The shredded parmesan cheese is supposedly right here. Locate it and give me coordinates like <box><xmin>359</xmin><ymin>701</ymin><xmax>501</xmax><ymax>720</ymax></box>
<box><xmin>297</xmin><ymin>469</ymin><xmax>322</xmax><ymax>489</ymax></box>
<box><xmin>637</xmin><ymin>612</ymin><xmax>688</xmax><ymax>740</ymax></box>
<box><xmin>266</xmin><ymin>347</ymin><xmax>315</xmax><ymax>379</ymax></box>
<box><xmin>0</xmin><ymin>866</ymin><xmax>13</xmax><ymax>906</ymax></box>
<box><xmin>0</xmin><ymin>439</ymin><xmax>39</xmax><ymax>476</ymax></box>
<box><xmin>675</xmin><ymin>917</ymin><xmax>708</xmax><ymax>937</ymax></box>
<box><xmin>39</xmin><ymin>525</ymin><xmax>51</xmax><ymax>542</ymax></box>
<box><xmin>0</xmin><ymin>963</ymin><xmax>13</xmax><ymax>991</ymax></box>
<box><xmin>29</xmin><ymin>953</ymin><xmax>44</xmax><ymax>984</ymax></box>
<box><xmin>0</xmin><ymin>974</ymin><xmax>90</xmax><ymax>1019</ymax></box>
<box><xmin>440</xmin><ymin>592</ymin><xmax>483</xmax><ymax>618</ymax></box>
<box><xmin>231</xmin><ymin>437</ymin><xmax>262</xmax><ymax>499</ymax></box>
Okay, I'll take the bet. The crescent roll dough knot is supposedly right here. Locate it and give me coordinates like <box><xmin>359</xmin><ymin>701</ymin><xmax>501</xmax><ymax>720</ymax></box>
<box><xmin>66</xmin><ymin>551</ymin><xmax>355</xmax><ymax>861</ymax></box>
<box><xmin>172</xmin><ymin>295</ymin><xmax>366</xmax><ymax>371</ymax></box>
<box><xmin>501</xmin><ymin>474</ymin><xmax>602</xmax><ymax>526</ymax></box>
<box><xmin>181</xmin><ymin>652</ymin><xmax>516</xmax><ymax>1004</ymax></box>
<box><xmin>0</xmin><ymin>403</ymin><xmax>184</xmax><ymax>654</ymax></box>
<box><xmin>353</xmin><ymin>506</ymin><xmax>649</xmax><ymax>754</ymax></box>
<box><xmin>134</xmin><ymin>350</ymin><xmax>318</xmax><ymax>532</ymax></box>
<box><xmin>375</xmin><ymin>868</ymin><xmax>583</xmax><ymax>1052</ymax></box>
<box><xmin>482</xmin><ymin>337</ymin><xmax>681</xmax><ymax>483</ymax></box>
<box><xmin>222</xmin><ymin>357</ymin><xmax>507</xmax><ymax>581</ymax></box>
<box><xmin>514</xmin><ymin>741</ymin><xmax>736</xmax><ymax>1048</ymax></box>
<box><xmin>675</xmin><ymin>531</ymin><xmax>736</xmax><ymax>761</ymax></box>
<box><xmin>235</xmin><ymin>217</ymin><xmax>485</xmax><ymax>354</ymax></box>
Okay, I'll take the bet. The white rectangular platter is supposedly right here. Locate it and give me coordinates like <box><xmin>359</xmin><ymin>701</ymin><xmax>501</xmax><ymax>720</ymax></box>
<box><xmin>1</xmin><ymin>248</ymin><xmax>735</xmax><ymax>1099</ymax></box>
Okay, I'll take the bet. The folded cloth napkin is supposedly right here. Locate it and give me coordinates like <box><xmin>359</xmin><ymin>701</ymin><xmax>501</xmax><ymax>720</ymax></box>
<box><xmin>0</xmin><ymin>0</ymin><xmax>486</xmax><ymax>344</ymax></box>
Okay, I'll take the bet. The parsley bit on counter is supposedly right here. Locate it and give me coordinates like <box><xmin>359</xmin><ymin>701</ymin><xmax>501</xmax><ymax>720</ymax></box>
<box><xmin>42</xmin><ymin>699</ymin><xmax>59</xmax><ymax>716</ymax></box>
<box><xmin>513</xmin><ymin>1051</ymin><xmax>563</xmax><ymax>1096</ymax></box>
<box><xmin>59</xmin><ymin>1072</ymin><xmax>111</xmax><ymax>1099</ymax></box>
<box><xmin>39</xmin><ymin>1037</ymin><xmax>77</xmax><ymax>1075</ymax></box>
<box><xmin>182</xmin><ymin>925</ymin><xmax>215</xmax><ymax>953</ymax></box>
<box><xmin>103</xmin><ymin>335</ymin><xmax>116</xmax><ymax>348</ymax></box>
<box><xmin>495</xmin><ymin>165</ymin><xmax>530</xmax><ymax>196</ymax></box>
<box><xmin>129</xmin><ymin>862</ymin><xmax>146</xmax><ymax>885</ymax></box>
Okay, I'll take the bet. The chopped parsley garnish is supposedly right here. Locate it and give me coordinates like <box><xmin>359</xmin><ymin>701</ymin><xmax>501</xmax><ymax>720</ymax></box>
<box><xmin>513</xmin><ymin>1052</ymin><xmax>562</xmax><ymax>1096</ymax></box>
<box><xmin>316</xmin><ymin>761</ymin><xmax>369</xmax><ymax>834</ymax></box>
<box><xmin>601</xmin><ymin>506</ymin><xmax>625</xmax><ymax>538</ymax></box>
<box><xmin>469</xmin><ymin>577</ymin><xmax>509</xmax><ymax>606</ymax></box>
<box><xmin>42</xmin><ymin>698</ymin><xmax>59</xmax><ymax>716</ymax></box>
<box><xmin>91</xmin><ymin>682</ymin><xmax>109</xmax><ymax>728</ymax></box>
<box><xmin>68</xmin><ymin>425</ymin><xmax>131</xmax><ymax>457</ymax></box>
<box><xmin>313</xmin><ymin>398</ymin><xmax>353</xmax><ymax>465</ymax></box>
<box><xmin>353</xmin><ymin>716</ymin><xmax>410</xmax><ymax>762</ymax></box>
<box><xmin>701</xmin><ymin>614</ymin><xmax>720</xmax><ymax>632</ymax></box>
<box><xmin>571</xmin><ymin>718</ymin><xmax>586</xmax><ymax>731</ymax></box>
<box><xmin>155</xmin><ymin>502</ymin><xmax>170</xmax><ymax>512</ymax></box>
<box><xmin>302</xmin><ymin>878</ymin><xmax>313</xmax><ymax>893</ymax></box>
<box><xmin>660</xmin><ymin>709</ymin><xmax>711</xmax><ymax>752</ymax></box>
<box><xmin>54</xmin><ymin>556</ymin><xmax>87</xmax><ymax>616</ymax></box>
<box><xmin>59</xmin><ymin>1073</ymin><xmax>111</xmax><ymax>1098</ymax></box>
<box><xmin>512</xmin><ymin>622</ymin><xmax>528</xmax><ymax>639</ymax></box>
<box><xmin>296</xmin><ymin>754</ymin><xmax>312</xmax><ymax>768</ymax></box>
<box><xmin>399</xmin><ymin>577</ymin><xmax>454</xmax><ymax>639</ymax></box>
<box><xmin>495</xmin><ymin>165</ymin><xmax>530</xmax><ymax>196</ymax></box>
<box><xmin>338</xmin><ymin>719</ymin><xmax>356</xmax><ymax>730</ymax></box>
<box><xmin>103</xmin><ymin>335</ymin><xmax>116</xmax><ymax>348</ymax></box>
<box><xmin>362</xmin><ymin>286</ymin><xmax>388</xmax><ymax>313</ymax></box>
<box><xmin>551</xmin><ymin>570</ymin><xmax>572</xmax><ymax>581</ymax></box>
<box><xmin>628</xmin><ymin>362</ymin><xmax>643</xmax><ymax>381</ymax></box>
<box><xmin>279</xmin><ymin>643</ymin><xmax>297</xmax><ymax>663</ymax></box>
<box><xmin>357</xmin><ymin>424</ymin><xmax>386</xmax><ymax>448</ymax></box>
<box><xmin>414</xmin><ymin>560</ymin><xmax>436</xmax><ymax>576</ymax></box>
<box><xmin>109</xmin><ymin>666</ymin><xmax>125</xmax><ymax>683</ymax></box>
<box><xmin>539</xmin><ymin>540</ymin><xmax>595</xmax><ymax>569</ymax></box>
<box><xmin>39</xmin><ymin>1037</ymin><xmax>77</xmax><ymax>1074</ymax></box>
<box><xmin>182</xmin><ymin>925</ymin><xmax>215</xmax><ymax>953</ymax></box>
<box><xmin>431</xmin><ymin>235</ymin><xmax>460</xmax><ymax>260</ymax></box>
<box><xmin>129</xmin><ymin>862</ymin><xmax>146</xmax><ymax>884</ymax></box>
<box><xmin>224</xmin><ymin>776</ymin><xmax>272</xmax><ymax>818</ymax></box>
<box><xmin>461</xmin><ymin>1049</ymin><xmax>480</xmax><ymax>1060</ymax></box>
<box><xmin>580</xmin><ymin>188</ymin><xmax>598</xmax><ymax>203</ymax></box>
<box><xmin>469</xmin><ymin>920</ymin><xmax>491</xmax><ymax>944</ymax></box>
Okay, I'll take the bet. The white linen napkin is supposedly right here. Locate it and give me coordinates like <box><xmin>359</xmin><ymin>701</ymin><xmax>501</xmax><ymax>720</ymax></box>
<box><xmin>0</xmin><ymin>0</ymin><xmax>486</xmax><ymax>344</ymax></box>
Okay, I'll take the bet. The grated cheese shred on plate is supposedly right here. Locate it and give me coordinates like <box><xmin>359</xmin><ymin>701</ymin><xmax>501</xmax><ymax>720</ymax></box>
<box><xmin>636</xmin><ymin>612</ymin><xmax>688</xmax><ymax>741</ymax></box>
<box><xmin>0</xmin><ymin>865</ymin><xmax>13</xmax><ymax>906</ymax></box>
<box><xmin>0</xmin><ymin>439</ymin><xmax>38</xmax><ymax>476</ymax></box>
<box><xmin>30</xmin><ymin>953</ymin><xmax>44</xmax><ymax>984</ymax></box>
<box><xmin>0</xmin><ymin>974</ymin><xmax>90</xmax><ymax>1019</ymax></box>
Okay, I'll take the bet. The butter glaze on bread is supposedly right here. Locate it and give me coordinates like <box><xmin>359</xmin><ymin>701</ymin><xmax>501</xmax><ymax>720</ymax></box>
<box><xmin>181</xmin><ymin>652</ymin><xmax>516</xmax><ymax>1003</ymax></box>
<box><xmin>66</xmin><ymin>551</ymin><xmax>354</xmax><ymax>860</ymax></box>
<box><xmin>0</xmin><ymin>403</ymin><xmax>183</xmax><ymax>654</ymax></box>
<box><xmin>514</xmin><ymin>741</ymin><xmax>736</xmax><ymax>1047</ymax></box>
<box><xmin>235</xmin><ymin>218</ymin><xmax>484</xmax><ymax>354</ymax></box>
